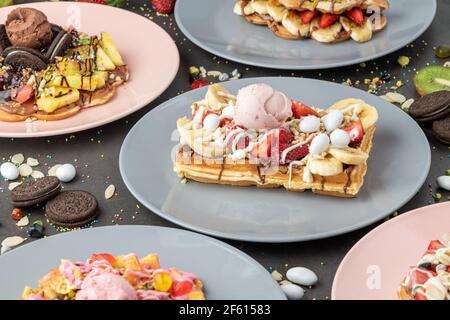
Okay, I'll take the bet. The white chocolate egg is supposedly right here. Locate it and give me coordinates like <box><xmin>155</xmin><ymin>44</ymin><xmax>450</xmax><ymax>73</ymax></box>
<box><xmin>286</xmin><ymin>267</ymin><xmax>319</xmax><ymax>286</ymax></box>
<box><xmin>221</xmin><ymin>105</ymin><xmax>235</xmax><ymax>119</ymax></box>
<box><xmin>323</xmin><ymin>110</ymin><xmax>344</xmax><ymax>132</ymax></box>
<box><xmin>299</xmin><ymin>115</ymin><xmax>320</xmax><ymax>133</ymax></box>
<box><xmin>203</xmin><ymin>113</ymin><xmax>220</xmax><ymax>131</ymax></box>
<box><xmin>309</xmin><ymin>133</ymin><xmax>330</xmax><ymax>155</ymax></box>
<box><xmin>281</xmin><ymin>283</ymin><xmax>304</xmax><ymax>300</ymax></box>
<box><xmin>0</xmin><ymin>162</ymin><xmax>19</xmax><ymax>180</ymax></box>
<box><xmin>437</xmin><ymin>176</ymin><xmax>450</xmax><ymax>191</ymax></box>
<box><xmin>56</xmin><ymin>164</ymin><xmax>77</xmax><ymax>183</ymax></box>
<box><xmin>330</xmin><ymin>129</ymin><xmax>351</xmax><ymax>148</ymax></box>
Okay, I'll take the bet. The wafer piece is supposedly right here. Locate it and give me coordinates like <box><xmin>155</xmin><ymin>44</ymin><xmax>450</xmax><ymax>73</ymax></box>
<box><xmin>234</xmin><ymin>0</ymin><xmax>389</xmax><ymax>43</ymax></box>
<box><xmin>175</xmin><ymin>125</ymin><xmax>375</xmax><ymax>197</ymax></box>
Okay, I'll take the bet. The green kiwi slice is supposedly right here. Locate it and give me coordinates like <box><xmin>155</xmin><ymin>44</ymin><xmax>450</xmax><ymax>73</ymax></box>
<box><xmin>414</xmin><ymin>66</ymin><xmax>450</xmax><ymax>96</ymax></box>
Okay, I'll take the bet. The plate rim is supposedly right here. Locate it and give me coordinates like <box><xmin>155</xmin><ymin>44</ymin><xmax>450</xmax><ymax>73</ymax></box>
<box><xmin>0</xmin><ymin>225</ymin><xmax>286</xmax><ymax>300</ymax></box>
<box><xmin>119</xmin><ymin>76</ymin><xmax>431</xmax><ymax>243</ymax></box>
<box><xmin>331</xmin><ymin>202</ymin><xmax>450</xmax><ymax>300</ymax></box>
<box><xmin>0</xmin><ymin>2</ymin><xmax>180</xmax><ymax>139</ymax></box>
<box><xmin>174</xmin><ymin>0</ymin><xmax>437</xmax><ymax>70</ymax></box>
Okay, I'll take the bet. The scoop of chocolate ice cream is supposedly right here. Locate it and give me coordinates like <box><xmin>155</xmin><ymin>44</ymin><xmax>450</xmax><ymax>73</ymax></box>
<box><xmin>5</xmin><ymin>8</ymin><xmax>53</xmax><ymax>50</ymax></box>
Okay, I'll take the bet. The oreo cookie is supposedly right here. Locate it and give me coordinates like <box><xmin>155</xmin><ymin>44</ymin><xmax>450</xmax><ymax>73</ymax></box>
<box><xmin>46</xmin><ymin>30</ymin><xmax>73</xmax><ymax>62</ymax></box>
<box><xmin>11</xmin><ymin>176</ymin><xmax>61</xmax><ymax>208</ymax></box>
<box><xmin>432</xmin><ymin>116</ymin><xmax>450</xmax><ymax>144</ymax></box>
<box><xmin>2</xmin><ymin>46</ymin><xmax>48</xmax><ymax>70</ymax></box>
<box><xmin>409</xmin><ymin>91</ymin><xmax>450</xmax><ymax>122</ymax></box>
<box><xmin>0</xmin><ymin>24</ymin><xmax>11</xmax><ymax>54</ymax></box>
<box><xmin>45</xmin><ymin>190</ymin><xmax>98</xmax><ymax>228</ymax></box>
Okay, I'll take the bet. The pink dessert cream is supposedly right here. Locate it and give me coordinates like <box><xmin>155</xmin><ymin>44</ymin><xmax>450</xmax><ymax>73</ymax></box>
<box><xmin>21</xmin><ymin>253</ymin><xmax>205</xmax><ymax>300</ymax></box>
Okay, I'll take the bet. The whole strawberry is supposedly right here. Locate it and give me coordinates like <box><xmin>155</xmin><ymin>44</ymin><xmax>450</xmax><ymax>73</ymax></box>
<box><xmin>151</xmin><ymin>0</ymin><xmax>176</xmax><ymax>14</ymax></box>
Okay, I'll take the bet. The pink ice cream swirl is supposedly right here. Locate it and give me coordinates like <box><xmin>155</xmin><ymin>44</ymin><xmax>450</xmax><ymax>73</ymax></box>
<box><xmin>234</xmin><ymin>83</ymin><xmax>292</xmax><ymax>130</ymax></box>
<box><xmin>75</xmin><ymin>269</ymin><xmax>137</xmax><ymax>300</ymax></box>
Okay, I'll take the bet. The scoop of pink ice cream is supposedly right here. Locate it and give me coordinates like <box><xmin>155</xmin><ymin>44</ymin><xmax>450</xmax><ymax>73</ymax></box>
<box><xmin>234</xmin><ymin>83</ymin><xmax>292</xmax><ymax>130</ymax></box>
<box><xmin>75</xmin><ymin>270</ymin><xmax>137</xmax><ymax>300</ymax></box>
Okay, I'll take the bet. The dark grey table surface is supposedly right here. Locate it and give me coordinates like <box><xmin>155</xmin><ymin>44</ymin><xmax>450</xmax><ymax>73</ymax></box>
<box><xmin>0</xmin><ymin>0</ymin><xmax>449</xmax><ymax>300</ymax></box>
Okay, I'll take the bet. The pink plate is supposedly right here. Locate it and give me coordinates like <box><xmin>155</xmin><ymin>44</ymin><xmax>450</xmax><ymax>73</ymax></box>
<box><xmin>0</xmin><ymin>2</ymin><xmax>179</xmax><ymax>138</ymax></box>
<box><xmin>332</xmin><ymin>202</ymin><xmax>450</xmax><ymax>300</ymax></box>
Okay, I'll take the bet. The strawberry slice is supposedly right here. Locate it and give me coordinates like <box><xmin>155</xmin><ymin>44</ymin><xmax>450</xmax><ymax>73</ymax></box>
<box><xmin>191</xmin><ymin>79</ymin><xmax>210</xmax><ymax>90</ymax></box>
<box><xmin>408</xmin><ymin>267</ymin><xmax>436</xmax><ymax>289</ymax></box>
<box><xmin>172</xmin><ymin>280</ymin><xmax>194</xmax><ymax>297</ymax></box>
<box><xmin>428</xmin><ymin>240</ymin><xmax>445</xmax><ymax>251</ymax></box>
<box><xmin>292</xmin><ymin>100</ymin><xmax>319</xmax><ymax>118</ymax></box>
<box><xmin>344</xmin><ymin>120</ymin><xmax>364</xmax><ymax>144</ymax></box>
<box><xmin>192</xmin><ymin>104</ymin><xmax>220</xmax><ymax>123</ymax></box>
<box><xmin>14</xmin><ymin>84</ymin><xmax>34</xmax><ymax>104</ymax></box>
<box><xmin>279</xmin><ymin>144</ymin><xmax>309</xmax><ymax>164</ymax></box>
<box><xmin>415</xmin><ymin>290</ymin><xmax>428</xmax><ymax>300</ymax></box>
<box><xmin>425</xmin><ymin>240</ymin><xmax>445</xmax><ymax>255</ymax></box>
<box><xmin>251</xmin><ymin>133</ymin><xmax>273</xmax><ymax>159</ymax></box>
<box><xmin>299</xmin><ymin>10</ymin><xmax>318</xmax><ymax>24</ymax></box>
<box><xmin>319</xmin><ymin>13</ymin><xmax>339</xmax><ymax>29</ymax></box>
<box><xmin>91</xmin><ymin>253</ymin><xmax>116</xmax><ymax>265</ymax></box>
<box><xmin>278</xmin><ymin>127</ymin><xmax>293</xmax><ymax>144</ymax></box>
<box><xmin>226</xmin><ymin>130</ymin><xmax>249</xmax><ymax>153</ymax></box>
<box><xmin>346</xmin><ymin>7</ymin><xmax>365</xmax><ymax>25</ymax></box>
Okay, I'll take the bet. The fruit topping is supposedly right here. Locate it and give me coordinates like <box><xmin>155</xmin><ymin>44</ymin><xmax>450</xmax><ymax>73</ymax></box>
<box><xmin>13</xmin><ymin>84</ymin><xmax>34</xmax><ymax>104</ymax></box>
<box><xmin>425</xmin><ymin>240</ymin><xmax>445</xmax><ymax>254</ymax></box>
<box><xmin>408</xmin><ymin>267</ymin><xmax>436</xmax><ymax>289</ymax></box>
<box><xmin>251</xmin><ymin>133</ymin><xmax>273</xmax><ymax>159</ymax></box>
<box><xmin>278</xmin><ymin>127</ymin><xmax>293</xmax><ymax>144</ymax></box>
<box><xmin>299</xmin><ymin>10</ymin><xmax>318</xmax><ymax>24</ymax></box>
<box><xmin>343</xmin><ymin>120</ymin><xmax>364</xmax><ymax>144</ymax></box>
<box><xmin>319</xmin><ymin>13</ymin><xmax>339</xmax><ymax>29</ymax></box>
<box><xmin>172</xmin><ymin>280</ymin><xmax>194</xmax><ymax>297</ymax></box>
<box><xmin>91</xmin><ymin>253</ymin><xmax>117</xmax><ymax>265</ymax></box>
<box><xmin>291</xmin><ymin>100</ymin><xmax>319</xmax><ymax>118</ymax></box>
<box><xmin>346</xmin><ymin>7</ymin><xmax>364</xmax><ymax>25</ymax></box>
<box><xmin>280</xmin><ymin>143</ymin><xmax>309</xmax><ymax>164</ymax></box>
<box><xmin>191</xmin><ymin>79</ymin><xmax>210</xmax><ymax>90</ymax></box>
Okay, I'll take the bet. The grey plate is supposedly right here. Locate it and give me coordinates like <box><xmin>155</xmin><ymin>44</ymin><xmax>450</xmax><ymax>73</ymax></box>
<box><xmin>119</xmin><ymin>77</ymin><xmax>431</xmax><ymax>243</ymax></box>
<box><xmin>0</xmin><ymin>225</ymin><xmax>285</xmax><ymax>300</ymax></box>
<box><xmin>175</xmin><ymin>0</ymin><xmax>436</xmax><ymax>70</ymax></box>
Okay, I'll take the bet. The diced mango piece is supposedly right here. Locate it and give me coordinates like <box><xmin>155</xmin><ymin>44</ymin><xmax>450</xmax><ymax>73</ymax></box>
<box><xmin>139</xmin><ymin>254</ymin><xmax>160</xmax><ymax>269</ymax></box>
<box><xmin>100</xmin><ymin>32</ymin><xmax>124</xmax><ymax>66</ymax></box>
<box><xmin>188</xmin><ymin>291</ymin><xmax>206</xmax><ymax>300</ymax></box>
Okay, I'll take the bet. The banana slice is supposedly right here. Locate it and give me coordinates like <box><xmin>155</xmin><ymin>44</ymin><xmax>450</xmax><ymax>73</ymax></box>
<box><xmin>328</xmin><ymin>98</ymin><xmax>378</xmax><ymax>130</ymax></box>
<box><xmin>329</xmin><ymin>147</ymin><xmax>368</xmax><ymax>165</ymax></box>
<box><xmin>177</xmin><ymin>117</ymin><xmax>226</xmax><ymax>159</ymax></box>
<box><xmin>267</xmin><ymin>0</ymin><xmax>287</xmax><ymax>22</ymax></box>
<box><xmin>281</xmin><ymin>11</ymin><xmax>311</xmax><ymax>37</ymax></box>
<box><xmin>340</xmin><ymin>16</ymin><xmax>373</xmax><ymax>43</ymax></box>
<box><xmin>234</xmin><ymin>1</ymin><xmax>256</xmax><ymax>16</ymax></box>
<box><xmin>361</xmin><ymin>0</ymin><xmax>390</xmax><ymax>10</ymax></box>
<box><xmin>310</xmin><ymin>18</ymin><xmax>343</xmax><ymax>43</ymax></box>
<box><xmin>316</xmin><ymin>0</ymin><xmax>360</xmax><ymax>13</ymax></box>
<box><xmin>250</xmin><ymin>0</ymin><xmax>269</xmax><ymax>15</ymax></box>
<box><xmin>205</xmin><ymin>84</ymin><xmax>235</xmax><ymax>111</ymax></box>
<box><xmin>371</xmin><ymin>14</ymin><xmax>387</xmax><ymax>32</ymax></box>
<box><xmin>307</xmin><ymin>155</ymin><xmax>344</xmax><ymax>176</ymax></box>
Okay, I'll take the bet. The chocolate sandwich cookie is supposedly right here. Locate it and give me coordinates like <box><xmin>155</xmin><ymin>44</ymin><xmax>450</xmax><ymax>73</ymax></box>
<box><xmin>46</xmin><ymin>30</ymin><xmax>73</xmax><ymax>62</ymax></box>
<box><xmin>45</xmin><ymin>191</ymin><xmax>98</xmax><ymax>228</ymax></box>
<box><xmin>0</xmin><ymin>24</ymin><xmax>11</xmax><ymax>54</ymax></box>
<box><xmin>432</xmin><ymin>116</ymin><xmax>450</xmax><ymax>144</ymax></box>
<box><xmin>409</xmin><ymin>91</ymin><xmax>450</xmax><ymax>122</ymax></box>
<box><xmin>2</xmin><ymin>46</ymin><xmax>48</xmax><ymax>70</ymax></box>
<box><xmin>11</xmin><ymin>176</ymin><xmax>61</xmax><ymax>207</ymax></box>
